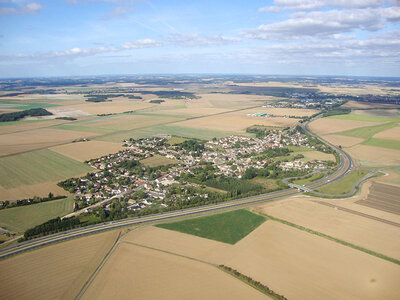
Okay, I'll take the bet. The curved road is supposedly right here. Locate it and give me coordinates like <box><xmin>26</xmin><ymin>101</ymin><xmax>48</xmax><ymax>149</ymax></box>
<box><xmin>0</xmin><ymin>115</ymin><xmax>355</xmax><ymax>260</ymax></box>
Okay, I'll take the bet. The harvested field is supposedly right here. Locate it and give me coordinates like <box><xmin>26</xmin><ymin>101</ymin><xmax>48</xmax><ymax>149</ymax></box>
<box><xmin>199</xmin><ymin>93</ymin><xmax>270</xmax><ymax>109</ymax></box>
<box><xmin>328</xmin><ymin>113</ymin><xmax>399</xmax><ymax>123</ymax></box>
<box><xmin>357</xmin><ymin>182</ymin><xmax>400</xmax><ymax>215</ymax></box>
<box><xmin>0</xmin><ymin>181</ymin><xmax>67</xmax><ymax>201</ymax></box>
<box><xmin>217</xmin><ymin>221</ymin><xmax>400</xmax><ymax>300</ymax></box>
<box><xmin>373</xmin><ymin>126</ymin><xmax>400</xmax><ymax>141</ymax></box>
<box><xmin>140</xmin><ymin>154</ymin><xmax>178</xmax><ymax>167</ymax></box>
<box><xmin>347</xmin><ymin>144</ymin><xmax>400</xmax><ymax>165</ymax></box>
<box><xmin>354</xmin><ymin>109</ymin><xmax>400</xmax><ymax>118</ymax></box>
<box><xmin>82</xmin><ymin>242</ymin><xmax>266</xmax><ymax>300</ymax></box>
<box><xmin>254</xmin><ymin>196</ymin><xmax>400</xmax><ymax>260</ymax></box>
<box><xmin>63</xmin><ymin>101</ymin><xmax>154</xmax><ymax>115</ymax></box>
<box><xmin>175</xmin><ymin>112</ymin><xmax>298</xmax><ymax>133</ymax></box>
<box><xmin>244</xmin><ymin>107</ymin><xmax>319</xmax><ymax>117</ymax></box>
<box><xmin>0</xmin><ymin>127</ymin><xmax>99</xmax><ymax>156</ymax></box>
<box><xmin>299</xmin><ymin>150</ymin><xmax>335</xmax><ymax>161</ymax></box>
<box><xmin>309</xmin><ymin>118</ymin><xmax>377</xmax><ymax>135</ymax></box>
<box><xmin>0</xmin><ymin>230</ymin><xmax>119</xmax><ymax>300</ymax></box>
<box><xmin>0</xmin><ymin>197</ymin><xmax>74</xmax><ymax>232</ymax></box>
<box><xmin>321</xmin><ymin>134</ymin><xmax>364</xmax><ymax>147</ymax></box>
<box><xmin>0</xmin><ymin>149</ymin><xmax>92</xmax><ymax>189</ymax></box>
<box><xmin>342</xmin><ymin>100</ymin><xmax>400</xmax><ymax>109</ymax></box>
<box><xmin>50</xmin><ymin>141</ymin><xmax>124</xmax><ymax>162</ymax></box>
<box><xmin>122</xmin><ymin>226</ymin><xmax>230</xmax><ymax>265</ymax></box>
<box><xmin>0</xmin><ymin>119</ymin><xmax>67</xmax><ymax>135</ymax></box>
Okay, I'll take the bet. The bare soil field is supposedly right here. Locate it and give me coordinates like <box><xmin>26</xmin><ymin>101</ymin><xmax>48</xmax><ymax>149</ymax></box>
<box><xmin>81</xmin><ymin>242</ymin><xmax>266</xmax><ymax>300</ymax></box>
<box><xmin>50</xmin><ymin>140</ymin><xmax>124</xmax><ymax>162</ymax></box>
<box><xmin>356</xmin><ymin>182</ymin><xmax>400</xmax><ymax>215</ymax></box>
<box><xmin>0</xmin><ymin>181</ymin><xmax>67</xmax><ymax>201</ymax></box>
<box><xmin>373</xmin><ymin>126</ymin><xmax>400</xmax><ymax>141</ymax></box>
<box><xmin>321</xmin><ymin>134</ymin><xmax>364</xmax><ymax>147</ymax></box>
<box><xmin>0</xmin><ymin>128</ymin><xmax>99</xmax><ymax>156</ymax></box>
<box><xmin>254</xmin><ymin>197</ymin><xmax>400</xmax><ymax>259</ymax></box>
<box><xmin>0</xmin><ymin>230</ymin><xmax>120</xmax><ymax>300</ymax></box>
<box><xmin>347</xmin><ymin>144</ymin><xmax>400</xmax><ymax>165</ymax></box>
<box><xmin>198</xmin><ymin>93</ymin><xmax>270</xmax><ymax>109</ymax></box>
<box><xmin>354</xmin><ymin>109</ymin><xmax>400</xmax><ymax>118</ymax></box>
<box><xmin>309</xmin><ymin>118</ymin><xmax>377</xmax><ymax>135</ymax></box>
<box><xmin>174</xmin><ymin>110</ymin><xmax>299</xmax><ymax>133</ymax></box>
<box><xmin>217</xmin><ymin>221</ymin><xmax>400</xmax><ymax>300</ymax></box>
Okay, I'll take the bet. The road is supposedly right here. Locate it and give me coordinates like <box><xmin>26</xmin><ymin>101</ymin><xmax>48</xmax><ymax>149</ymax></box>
<box><xmin>0</xmin><ymin>115</ymin><xmax>355</xmax><ymax>260</ymax></box>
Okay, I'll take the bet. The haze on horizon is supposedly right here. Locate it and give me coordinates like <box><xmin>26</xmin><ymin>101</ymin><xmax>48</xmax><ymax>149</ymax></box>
<box><xmin>0</xmin><ymin>0</ymin><xmax>399</xmax><ymax>78</ymax></box>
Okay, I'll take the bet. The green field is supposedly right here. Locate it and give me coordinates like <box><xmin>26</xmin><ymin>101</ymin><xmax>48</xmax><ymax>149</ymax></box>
<box><xmin>140</xmin><ymin>154</ymin><xmax>178</xmax><ymax>167</ymax></box>
<box><xmin>52</xmin><ymin>124</ymin><xmax>116</xmax><ymax>134</ymax></box>
<box><xmin>338</xmin><ymin>122</ymin><xmax>398</xmax><ymax>140</ymax></box>
<box><xmin>316</xmin><ymin>170</ymin><xmax>369</xmax><ymax>195</ymax></box>
<box><xmin>0</xmin><ymin>102</ymin><xmax>58</xmax><ymax>110</ymax></box>
<box><xmin>97</xmin><ymin>124</ymin><xmax>244</xmax><ymax>142</ymax></box>
<box><xmin>0</xmin><ymin>149</ymin><xmax>92</xmax><ymax>188</ymax></box>
<box><xmin>167</xmin><ymin>136</ymin><xmax>189</xmax><ymax>145</ymax></box>
<box><xmin>293</xmin><ymin>173</ymin><xmax>324</xmax><ymax>185</ymax></box>
<box><xmin>0</xmin><ymin>197</ymin><xmax>74</xmax><ymax>232</ymax></box>
<box><xmin>156</xmin><ymin>209</ymin><xmax>265</xmax><ymax>244</ymax></box>
<box><xmin>248</xmin><ymin>177</ymin><xmax>280</xmax><ymax>191</ymax></box>
<box><xmin>362</xmin><ymin>138</ymin><xmax>400</xmax><ymax>150</ymax></box>
<box><xmin>328</xmin><ymin>114</ymin><xmax>399</xmax><ymax>123</ymax></box>
<box><xmin>0</xmin><ymin>119</ymin><xmax>54</xmax><ymax>127</ymax></box>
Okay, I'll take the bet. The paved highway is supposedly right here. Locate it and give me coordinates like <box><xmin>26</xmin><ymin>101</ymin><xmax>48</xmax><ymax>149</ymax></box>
<box><xmin>0</xmin><ymin>115</ymin><xmax>355</xmax><ymax>260</ymax></box>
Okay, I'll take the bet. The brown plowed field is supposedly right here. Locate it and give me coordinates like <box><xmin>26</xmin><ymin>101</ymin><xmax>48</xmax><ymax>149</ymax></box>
<box><xmin>373</xmin><ymin>126</ymin><xmax>400</xmax><ymax>141</ymax></box>
<box><xmin>357</xmin><ymin>182</ymin><xmax>400</xmax><ymax>215</ymax></box>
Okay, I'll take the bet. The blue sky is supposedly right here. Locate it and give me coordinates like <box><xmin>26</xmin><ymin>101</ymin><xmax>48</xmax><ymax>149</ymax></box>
<box><xmin>0</xmin><ymin>0</ymin><xmax>399</xmax><ymax>77</ymax></box>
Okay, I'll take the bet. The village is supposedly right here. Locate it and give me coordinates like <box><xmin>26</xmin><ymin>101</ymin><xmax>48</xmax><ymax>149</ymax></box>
<box><xmin>58</xmin><ymin>127</ymin><xmax>334</xmax><ymax>215</ymax></box>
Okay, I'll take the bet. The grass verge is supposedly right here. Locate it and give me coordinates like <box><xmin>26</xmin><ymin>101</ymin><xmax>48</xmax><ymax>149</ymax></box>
<box><xmin>316</xmin><ymin>170</ymin><xmax>369</xmax><ymax>195</ymax></box>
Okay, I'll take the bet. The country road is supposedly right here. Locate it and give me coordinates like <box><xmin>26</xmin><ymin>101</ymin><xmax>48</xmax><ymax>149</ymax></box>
<box><xmin>0</xmin><ymin>115</ymin><xmax>357</xmax><ymax>260</ymax></box>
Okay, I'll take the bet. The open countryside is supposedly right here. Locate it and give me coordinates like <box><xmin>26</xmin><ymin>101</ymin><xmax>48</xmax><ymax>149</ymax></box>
<box><xmin>0</xmin><ymin>74</ymin><xmax>399</xmax><ymax>300</ymax></box>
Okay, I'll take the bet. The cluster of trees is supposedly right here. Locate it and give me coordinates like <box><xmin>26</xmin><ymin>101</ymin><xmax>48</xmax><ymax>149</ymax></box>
<box><xmin>55</xmin><ymin>117</ymin><xmax>77</xmax><ymax>121</ymax></box>
<box><xmin>0</xmin><ymin>193</ymin><xmax>66</xmax><ymax>210</ymax></box>
<box><xmin>84</xmin><ymin>94</ymin><xmax>124</xmax><ymax>102</ymax></box>
<box><xmin>178</xmin><ymin>139</ymin><xmax>205</xmax><ymax>152</ymax></box>
<box><xmin>23</xmin><ymin>217</ymin><xmax>80</xmax><ymax>240</ymax></box>
<box><xmin>219</xmin><ymin>265</ymin><xmax>288</xmax><ymax>300</ymax></box>
<box><xmin>322</xmin><ymin>108</ymin><xmax>351</xmax><ymax>117</ymax></box>
<box><xmin>149</xmin><ymin>99</ymin><xmax>165</xmax><ymax>104</ymax></box>
<box><xmin>0</xmin><ymin>108</ymin><xmax>52</xmax><ymax>122</ymax></box>
<box><xmin>126</xmin><ymin>95</ymin><xmax>142</xmax><ymax>99</ymax></box>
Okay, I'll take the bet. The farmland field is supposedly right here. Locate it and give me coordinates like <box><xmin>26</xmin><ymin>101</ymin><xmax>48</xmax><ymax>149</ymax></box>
<box><xmin>0</xmin><ymin>149</ymin><xmax>92</xmax><ymax>189</ymax></box>
<box><xmin>328</xmin><ymin>113</ymin><xmax>399</xmax><ymax>123</ymax></box>
<box><xmin>140</xmin><ymin>154</ymin><xmax>178</xmax><ymax>167</ymax></box>
<box><xmin>50</xmin><ymin>141</ymin><xmax>124</xmax><ymax>162</ymax></box>
<box><xmin>0</xmin><ymin>197</ymin><xmax>74</xmax><ymax>232</ymax></box>
<box><xmin>0</xmin><ymin>230</ymin><xmax>120</xmax><ymax>300</ymax></box>
<box><xmin>373</xmin><ymin>126</ymin><xmax>400</xmax><ymax>140</ymax></box>
<box><xmin>81</xmin><ymin>242</ymin><xmax>266</xmax><ymax>300</ymax></box>
<box><xmin>362</xmin><ymin>138</ymin><xmax>400</xmax><ymax>150</ymax></box>
<box><xmin>309</xmin><ymin>118</ymin><xmax>377</xmax><ymax>135</ymax></box>
<box><xmin>346</xmin><ymin>145</ymin><xmax>400</xmax><ymax>165</ymax></box>
<box><xmin>156</xmin><ymin>209</ymin><xmax>265</xmax><ymax>244</ymax></box>
<box><xmin>356</xmin><ymin>182</ymin><xmax>400</xmax><ymax>215</ymax></box>
<box><xmin>338</xmin><ymin>122</ymin><xmax>398</xmax><ymax>139</ymax></box>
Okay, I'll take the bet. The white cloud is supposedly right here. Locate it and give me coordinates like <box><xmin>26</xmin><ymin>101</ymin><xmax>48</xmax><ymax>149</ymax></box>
<box><xmin>247</xmin><ymin>7</ymin><xmax>400</xmax><ymax>39</ymax></box>
<box><xmin>259</xmin><ymin>0</ymin><xmax>384</xmax><ymax>12</ymax></box>
<box><xmin>0</xmin><ymin>2</ymin><xmax>42</xmax><ymax>15</ymax></box>
<box><xmin>166</xmin><ymin>34</ymin><xmax>240</xmax><ymax>47</ymax></box>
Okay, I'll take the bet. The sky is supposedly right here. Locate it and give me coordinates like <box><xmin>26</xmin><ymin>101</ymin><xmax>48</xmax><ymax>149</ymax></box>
<box><xmin>0</xmin><ymin>0</ymin><xmax>399</xmax><ymax>78</ymax></box>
